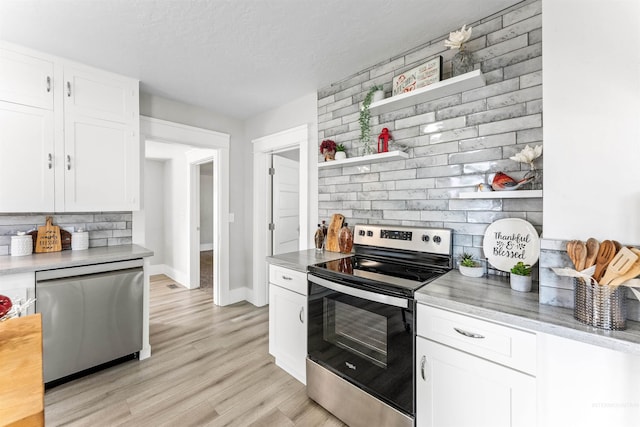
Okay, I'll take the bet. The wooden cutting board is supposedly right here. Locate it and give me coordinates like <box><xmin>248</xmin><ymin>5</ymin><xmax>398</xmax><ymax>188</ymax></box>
<box><xmin>35</xmin><ymin>216</ymin><xmax>62</xmax><ymax>253</ymax></box>
<box><xmin>28</xmin><ymin>229</ymin><xmax>71</xmax><ymax>251</ymax></box>
<box><xmin>325</xmin><ymin>213</ymin><xmax>344</xmax><ymax>252</ymax></box>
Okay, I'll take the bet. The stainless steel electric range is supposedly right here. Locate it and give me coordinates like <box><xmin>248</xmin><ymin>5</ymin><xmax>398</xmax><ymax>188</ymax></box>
<box><xmin>306</xmin><ymin>224</ymin><xmax>453</xmax><ymax>427</ymax></box>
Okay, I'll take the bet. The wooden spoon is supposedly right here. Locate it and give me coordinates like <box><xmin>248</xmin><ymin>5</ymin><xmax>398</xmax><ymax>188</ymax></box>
<box><xmin>573</xmin><ymin>240</ymin><xmax>587</xmax><ymax>271</ymax></box>
<box><xmin>609</xmin><ymin>248</ymin><xmax>640</xmax><ymax>287</ymax></box>
<box><xmin>593</xmin><ymin>240</ymin><xmax>616</xmax><ymax>283</ymax></box>
<box><xmin>584</xmin><ymin>238</ymin><xmax>600</xmax><ymax>269</ymax></box>
<box><xmin>613</xmin><ymin>240</ymin><xmax>623</xmax><ymax>252</ymax></box>
<box><xmin>566</xmin><ymin>240</ymin><xmax>578</xmax><ymax>269</ymax></box>
<box><xmin>600</xmin><ymin>247</ymin><xmax>638</xmax><ymax>285</ymax></box>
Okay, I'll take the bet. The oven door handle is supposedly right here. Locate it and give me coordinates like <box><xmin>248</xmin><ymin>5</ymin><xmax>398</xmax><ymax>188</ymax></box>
<box><xmin>308</xmin><ymin>275</ymin><xmax>409</xmax><ymax>308</ymax></box>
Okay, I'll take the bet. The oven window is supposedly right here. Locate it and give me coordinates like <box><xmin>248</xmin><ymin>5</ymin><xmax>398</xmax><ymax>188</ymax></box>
<box><xmin>324</xmin><ymin>298</ymin><xmax>388</xmax><ymax>367</ymax></box>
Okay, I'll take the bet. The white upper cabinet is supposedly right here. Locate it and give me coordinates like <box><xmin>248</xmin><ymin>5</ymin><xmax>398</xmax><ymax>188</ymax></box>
<box><xmin>0</xmin><ymin>48</ymin><xmax>54</xmax><ymax>110</ymax></box>
<box><xmin>0</xmin><ymin>42</ymin><xmax>140</xmax><ymax>212</ymax></box>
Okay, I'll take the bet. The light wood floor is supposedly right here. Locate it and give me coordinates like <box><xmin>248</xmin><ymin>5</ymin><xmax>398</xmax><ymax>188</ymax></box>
<box><xmin>44</xmin><ymin>274</ymin><xmax>346</xmax><ymax>427</ymax></box>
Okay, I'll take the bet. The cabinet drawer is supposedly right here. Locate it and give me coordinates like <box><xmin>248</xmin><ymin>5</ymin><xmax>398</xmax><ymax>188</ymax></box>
<box><xmin>417</xmin><ymin>304</ymin><xmax>536</xmax><ymax>375</ymax></box>
<box><xmin>269</xmin><ymin>265</ymin><xmax>307</xmax><ymax>295</ymax></box>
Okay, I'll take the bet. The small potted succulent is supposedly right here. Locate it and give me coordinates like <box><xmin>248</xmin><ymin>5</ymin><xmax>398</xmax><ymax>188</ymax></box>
<box><xmin>320</xmin><ymin>139</ymin><xmax>337</xmax><ymax>161</ymax></box>
<box><xmin>335</xmin><ymin>143</ymin><xmax>347</xmax><ymax>160</ymax></box>
<box><xmin>510</xmin><ymin>261</ymin><xmax>533</xmax><ymax>292</ymax></box>
<box><xmin>458</xmin><ymin>252</ymin><xmax>484</xmax><ymax>278</ymax></box>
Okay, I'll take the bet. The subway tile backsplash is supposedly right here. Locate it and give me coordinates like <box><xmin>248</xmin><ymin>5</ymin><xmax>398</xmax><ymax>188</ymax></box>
<box><xmin>317</xmin><ymin>0</ymin><xmax>543</xmax><ymax>264</ymax></box>
<box><xmin>0</xmin><ymin>212</ymin><xmax>133</xmax><ymax>255</ymax></box>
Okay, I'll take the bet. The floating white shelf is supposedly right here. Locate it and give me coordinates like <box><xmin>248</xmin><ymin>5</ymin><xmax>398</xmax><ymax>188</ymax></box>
<box><xmin>458</xmin><ymin>190</ymin><xmax>543</xmax><ymax>199</ymax></box>
<box><xmin>369</xmin><ymin>70</ymin><xmax>486</xmax><ymax>115</ymax></box>
<box><xmin>317</xmin><ymin>150</ymin><xmax>409</xmax><ymax>169</ymax></box>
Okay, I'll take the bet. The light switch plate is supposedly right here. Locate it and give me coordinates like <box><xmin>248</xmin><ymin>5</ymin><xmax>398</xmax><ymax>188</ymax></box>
<box><xmin>229</xmin><ymin>213</ymin><xmax>235</xmax><ymax>223</ymax></box>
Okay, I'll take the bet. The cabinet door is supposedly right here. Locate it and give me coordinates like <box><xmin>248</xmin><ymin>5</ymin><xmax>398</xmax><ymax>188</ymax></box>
<box><xmin>0</xmin><ymin>47</ymin><xmax>54</xmax><ymax>110</ymax></box>
<box><xmin>63</xmin><ymin>65</ymin><xmax>137</xmax><ymax>125</ymax></box>
<box><xmin>269</xmin><ymin>283</ymin><xmax>306</xmax><ymax>384</ymax></box>
<box><xmin>0</xmin><ymin>101</ymin><xmax>55</xmax><ymax>212</ymax></box>
<box><xmin>62</xmin><ymin>115</ymin><xmax>138</xmax><ymax>211</ymax></box>
<box><xmin>416</xmin><ymin>337</ymin><xmax>536</xmax><ymax>427</ymax></box>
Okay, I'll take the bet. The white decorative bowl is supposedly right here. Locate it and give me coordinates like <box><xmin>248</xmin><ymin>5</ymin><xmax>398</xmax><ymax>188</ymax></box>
<box><xmin>459</xmin><ymin>264</ymin><xmax>484</xmax><ymax>278</ymax></box>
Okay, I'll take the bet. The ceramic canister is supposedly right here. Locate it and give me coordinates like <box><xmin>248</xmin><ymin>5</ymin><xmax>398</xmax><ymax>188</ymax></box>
<box><xmin>11</xmin><ymin>232</ymin><xmax>33</xmax><ymax>256</ymax></box>
<box><xmin>72</xmin><ymin>229</ymin><xmax>89</xmax><ymax>251</ymax></box>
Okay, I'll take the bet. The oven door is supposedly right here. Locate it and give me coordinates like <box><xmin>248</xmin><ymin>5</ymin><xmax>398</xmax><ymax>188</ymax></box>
<box><xmin>307</xmin><ymin>274</ymin><xmax>415</xmax><ymax>416</ymax></box>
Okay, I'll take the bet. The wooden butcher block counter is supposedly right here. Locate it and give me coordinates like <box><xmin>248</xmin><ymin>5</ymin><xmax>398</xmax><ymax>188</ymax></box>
<box><xmin>0</xmin><ymin>314</ymin><xmax>44</xmax><ymax>427</ymax></box>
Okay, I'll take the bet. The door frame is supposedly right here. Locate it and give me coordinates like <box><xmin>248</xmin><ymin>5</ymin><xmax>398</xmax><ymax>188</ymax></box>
<box><xmin>252</xmin><ymin>124</ymin><xmax>309</xmax><ymax>307</ymax></box>
<box><xmin>135</xmin><ymin>116</ymin><xmax>231</xmax><ymax>305</ymax></box>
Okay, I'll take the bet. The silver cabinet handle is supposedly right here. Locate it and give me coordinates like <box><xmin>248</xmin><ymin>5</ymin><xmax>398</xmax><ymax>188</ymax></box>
<box><xmin>420</xmin><ymin>355</ymin><xmax>427</xmax><ymax>381</ymax></box>
<box><xmin>48</xmin><ymin>153</ymin><xmax>52</xmax><ymax>169</ymax></box>
<box><xmin>299</xmin><ymin>307</ymin><xmax>304</xmax><ymax>323</ymax></box>
<box><xmin>46</xmin><ymin>76</ymin><xmax>51</xmax><ymax>93</ymax></box>
<box><xmin>66</xmin><ymin>81</ymin><xmax>71</xmax><ymax>97</ymax></box>
<box><xmin>66</xmin><ymin>155</ymin><xmax>71</xmax><ymax>170</ymax></box>
<box><xmin>454</xmin><ymin>327</ymin><xmax>485</xmax><ymax>339</ymax></box>
<box><xmin>282</xmin><ymin>275</ymin><xmax>292</xmax><ymax>281</ymax></box>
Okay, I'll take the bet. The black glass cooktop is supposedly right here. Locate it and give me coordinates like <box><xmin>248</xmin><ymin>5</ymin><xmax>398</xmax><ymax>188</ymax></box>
<box><xmin>308</xmin><ymin>255</ymin><xmax>449</xmax><ymax>295</ymax></box>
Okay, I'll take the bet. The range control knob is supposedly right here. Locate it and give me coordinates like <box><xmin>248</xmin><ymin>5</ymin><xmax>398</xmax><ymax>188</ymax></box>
<box><xmin>367</xmin><ymin>230</ymin><xmax>374</xmax><ymax>237</ymax></box>
<box><xmin>421</xmin><ymin>235</ymin><xmax>430</xmax><ymax>242</ymax></box>
<box><xmin>433</xmin><ymin>235</ymin><xmax>442</xmax><ymax>244</ymax></box>
<box><xmin>358</xmin><ymin>230</ymin><xmax>366</xmax><ymax>236</ymax></box>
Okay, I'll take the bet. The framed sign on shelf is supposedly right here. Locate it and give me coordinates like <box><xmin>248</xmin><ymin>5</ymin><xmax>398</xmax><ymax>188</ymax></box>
<box><xmin>392</xmin><ymin>56</ymin><xmax>442</xmax><ymax>96</ymax></box>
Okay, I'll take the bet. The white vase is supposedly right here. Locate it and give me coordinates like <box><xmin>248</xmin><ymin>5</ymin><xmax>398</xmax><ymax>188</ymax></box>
<box><xmin>510</xmin><ymin>274</ymin><xmax>532</xmax><ymax>292</ymax></box>
<box><xmin>334</xmin><ymin>151</ymin><xmax>346</xmax><ymax>160</ymax></box>
<box><xmin>371</xmin><ymin>90</ymin><xmax>385</xmax><ymax>103</ymax></box>
<box><xmin>459</xmin><ymin>264</ymin><xmax>484</xmax><ymax>278</ymax></box>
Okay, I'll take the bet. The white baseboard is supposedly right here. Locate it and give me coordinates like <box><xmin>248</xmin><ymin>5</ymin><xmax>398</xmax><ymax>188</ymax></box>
<box><xmin>147</xmin><ymin>264</ymin><xmax>165</xmax><ymax>276</ymax></box>
<box><xmin>200</xmin><ymin>243</ymin><xmax>214</xmax><ymax>251</ymax></box>
<box><xmin>148</xmin><ymin>264</ymin><xmax>190</xmax><ymax>289</ymax></box>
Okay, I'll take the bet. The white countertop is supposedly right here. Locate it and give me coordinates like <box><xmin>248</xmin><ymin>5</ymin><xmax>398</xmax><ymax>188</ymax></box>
<box><xmin>417</xmin><ymin>270</ymin><xmax>640</xmax><ymax>355</ymax></box>
<box><xmin>0</xmin><ymin>244</ymin><xmax>153</xmax><ymax>275</ymax></box>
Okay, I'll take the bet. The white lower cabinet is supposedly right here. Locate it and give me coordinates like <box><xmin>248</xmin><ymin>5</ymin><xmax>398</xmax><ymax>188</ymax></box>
<box><xmin>268</xmin><ymin>265</ymin><xmax>307</xmax><ymax>384</ymax></box>
<box><xmin>416</xmin><ymin>304</ymin><xmax>536</xmax><ymax>427</ymax></box>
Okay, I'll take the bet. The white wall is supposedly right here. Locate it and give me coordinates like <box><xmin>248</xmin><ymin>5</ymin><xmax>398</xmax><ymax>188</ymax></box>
<box><xmin>200</xmin><ymin>166</ymin><xmax>214</xmax><ymax>248</ymax></box>
<box><xmin>244</xmin><ymin>93</ymin><xmax>318</xmax><ymax>239</ymax></box>
<box><xmin>144</xmin><ymin>159</ymin><xmax>166</xmax><ymax>269</ymax></box>
<box><xmin>543</xmin><ymin>0</ymin><xmax>640</xmax><ymax>244</ymax></box>
<box><xmin>140</xmin><ymin>93</ymin><xmax>247</xmax><ymax>291</ymax></box>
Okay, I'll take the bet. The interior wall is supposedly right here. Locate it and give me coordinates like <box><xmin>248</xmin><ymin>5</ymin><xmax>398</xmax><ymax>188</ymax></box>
<box><xmin>542</xmin><ymin>0</ymin><xmax>640</xmax><ymax>244</ymax></box>
<box><xmin>200</xmin><ymin>165</ymin><xmax>214</xmax><ymax>249</ymax></box>
<box><xmin>244</xmin><ymin>90</ymin><xmax>319</xmax><ymax>255</ymax></box>
<box><xmin>144</xmin><ymin>159</ymin><xmax>166</xmax><ymax>268</ymax></box>
<box><xmin>140</xmin><ymin>93</ymin><xmax>246</xmax><ymax>291</ymax></box>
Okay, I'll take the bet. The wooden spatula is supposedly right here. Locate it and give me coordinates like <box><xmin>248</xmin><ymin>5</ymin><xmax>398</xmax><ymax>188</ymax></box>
<box><xmin>600</xmin><ymin>247</ymin><xmax>638</xmax><ymax>285</ymax></box>
<box><xmin>566</xmin><ymin>240</ymin><xmax>578</xmax><ymax>269</ymax></box>
<box><xmin>573</xmin><ymin>240</ymin><xmax>587</xmax><ymax>271</ymax></box>
<box><xmin>593</xmin><ymin>240</ymin><xmax>616</xmax><ymax>283</ymax></box>
<box><xmin>584</xmin><ymin>238</ymin><xmax>600</xmax><ymax>269</ymax></box>
<box><xmin>609</xmin><ymin>248</ymin><xmax>640</xmax><ymax>287</ymax></box>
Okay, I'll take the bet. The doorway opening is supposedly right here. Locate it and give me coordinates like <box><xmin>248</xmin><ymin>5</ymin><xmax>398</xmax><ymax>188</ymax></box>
<box><xmin>252</xmin><ymin>124</ymin><xmax>310</xmax><ymax>307</ymax></box>
<box><xmin>134</xmin><ymin>117</ymin><xmax>231</xmax><ymax>307</ymax></box>
<box><xmin>199</xmin><ymin>161</ymin><xmax>214</xmax><ymax>294</ymax></box>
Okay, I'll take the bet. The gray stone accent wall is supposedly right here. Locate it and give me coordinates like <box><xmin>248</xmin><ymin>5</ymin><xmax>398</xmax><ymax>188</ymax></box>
<box><xmin>317</xmin><ymin>0</ymin><xmax>542</xmax><ymax>264</ymax></box>
<box><xmin>0</xmin><ymin>212</ymin><xmax>133</xmax><ymax>255</ymax></box>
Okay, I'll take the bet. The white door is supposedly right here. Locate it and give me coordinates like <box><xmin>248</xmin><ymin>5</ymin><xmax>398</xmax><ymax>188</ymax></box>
<box><xmin>272</xmin><ymin>154</ymin><xmax>299</xmax><ymax>255</ymax></box>
<box><xmin>0</xmin><ymin>101</ymin><xmax>55</xmax><ymax>212</ymax></box>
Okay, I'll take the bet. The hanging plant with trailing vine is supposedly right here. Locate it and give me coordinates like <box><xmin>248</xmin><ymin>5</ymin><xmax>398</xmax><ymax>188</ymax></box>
<box><xmin>359</xmin><ymin>85</ymin><xmax>383</xmax><ymax>155</ymax></box>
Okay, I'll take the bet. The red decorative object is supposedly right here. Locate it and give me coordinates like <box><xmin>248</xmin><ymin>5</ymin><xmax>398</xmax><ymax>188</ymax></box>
<box><xmin>377</xmin><ymin>128</ymin><xmax>392</xmax><ymax>153</ymax></box>
<box><xmin>320</xmin><ymin>139</ymin><xmax>337</xmax><ymax>161</ymax></box>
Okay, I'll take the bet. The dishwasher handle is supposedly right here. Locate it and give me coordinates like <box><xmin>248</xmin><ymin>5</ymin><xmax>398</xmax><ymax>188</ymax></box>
<box><xmin>36</xmin><ymin>259</ymin><xmax>144</xmax><ymax>281</ymax></box>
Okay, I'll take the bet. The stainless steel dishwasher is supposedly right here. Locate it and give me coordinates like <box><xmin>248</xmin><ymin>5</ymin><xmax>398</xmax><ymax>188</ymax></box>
<box><xmin>35</xmin><ymin>259</ymin><xmax>144</xmax><ymax>384</ymax></box>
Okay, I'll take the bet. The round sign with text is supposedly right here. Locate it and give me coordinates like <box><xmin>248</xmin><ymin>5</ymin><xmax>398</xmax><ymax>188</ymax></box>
<box><xmin>483</xmin><ymin>218</ymin><xmax>540</xmax><ymax>272</ymax></box>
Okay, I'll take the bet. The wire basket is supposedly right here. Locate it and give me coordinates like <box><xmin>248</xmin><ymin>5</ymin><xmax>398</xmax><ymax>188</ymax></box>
<box><xmin>574</xmin><ymin>278</ymin><xmax>627</xmax><ymax>330</ymax></box>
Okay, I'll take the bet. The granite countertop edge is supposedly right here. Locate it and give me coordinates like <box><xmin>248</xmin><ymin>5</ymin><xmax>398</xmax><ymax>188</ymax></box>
<box><xmin>417</xmin><ymin>270</ymin><xmax>640</xmax><ymax>355</ymax></box>
<box><xmin>266</xmin><ymin>249</ymin><xmax>352</xmax><ymax>273</ymax></box>
<box><xmin>0</xmin><ymin>244</ymin><xmax>154</xmax><ymax>275</ymax></box>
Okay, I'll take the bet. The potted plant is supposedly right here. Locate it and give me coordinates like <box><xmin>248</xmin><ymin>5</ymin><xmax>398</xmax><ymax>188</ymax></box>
<box><xmin>510</xmin><ymin>261</ymin><xmax>533</xmax><ymax>292</ymax></box>
<box><xmin>458</xmin><ymin>253</ymin><xmax>484</xmax><ymax>278</ymax></box>
<box><xmin>359</xmin><ymin>85</ymin><xmax>384</xmax><ymax>155</ymax></box>
<box><xmin>320</xmin><ymin>139</ymin><xmax>337</xmax><ymax>161</ymax></box>
<box><xmin>334</xmin><ymin>143</ymin><xmax>347</xmax><ymax>160</ymax></box>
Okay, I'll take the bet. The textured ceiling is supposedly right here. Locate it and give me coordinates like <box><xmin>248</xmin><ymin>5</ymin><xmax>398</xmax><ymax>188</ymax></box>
<box><xmin>0</xmin><ymin>0</ymin><xmax>522</xmax><ymax>119</ymax></box>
